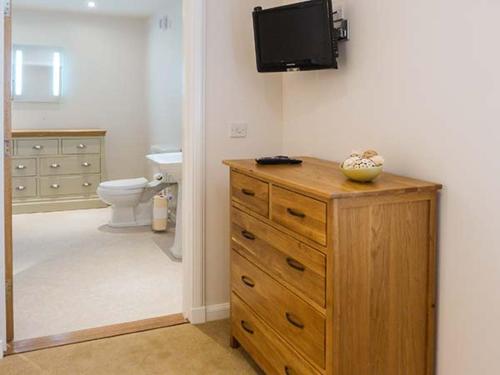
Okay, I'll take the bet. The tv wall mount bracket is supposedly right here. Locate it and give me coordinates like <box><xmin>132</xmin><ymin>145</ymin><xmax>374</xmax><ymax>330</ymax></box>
<box><xmin>333</xmin><ymin>12</ymin><xmax>349</xmax><ymax>42</ymax></box>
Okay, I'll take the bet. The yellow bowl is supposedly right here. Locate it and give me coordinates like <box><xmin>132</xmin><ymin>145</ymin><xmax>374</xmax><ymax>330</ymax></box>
<box><xmin>341</xmin><ymin>166</ymin><xmax>383</xmax><ymax>183</ymax></box>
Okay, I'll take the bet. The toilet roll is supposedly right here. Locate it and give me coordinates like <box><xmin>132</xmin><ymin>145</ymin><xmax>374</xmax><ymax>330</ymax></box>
<box><xmin>152</xmin><ymin>195</ymin><xmax>168</xmax><ymax>232</ymax></box>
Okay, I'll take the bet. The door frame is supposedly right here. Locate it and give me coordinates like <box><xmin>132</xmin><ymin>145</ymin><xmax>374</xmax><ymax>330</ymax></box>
<box><xmin>0</xmin><ymin>0</ymin><xmax>208</xmax><ymax>352</ymax></box>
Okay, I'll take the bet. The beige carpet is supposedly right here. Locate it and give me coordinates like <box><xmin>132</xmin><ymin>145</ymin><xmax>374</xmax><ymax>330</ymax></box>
<box><xmin>13</xmin><ymin>208</ymin><xmax>182</xmax><ymax>341</ymax></box>
<box><xmin>0</xmin><ymin>321</ymin><xmax>262</xmax><ymax>375</ymax></box>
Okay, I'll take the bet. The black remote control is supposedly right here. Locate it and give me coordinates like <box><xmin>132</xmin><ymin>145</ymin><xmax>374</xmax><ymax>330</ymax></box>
<box><xmin>256</xmin><ymin>156</ymin><xmax>303</xmax><ymax>165</ymax></box>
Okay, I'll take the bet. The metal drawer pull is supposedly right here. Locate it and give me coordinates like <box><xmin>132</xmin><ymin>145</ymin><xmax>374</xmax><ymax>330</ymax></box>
<box><xmin>241</xmin><ymin>275</ymin><xmax>255</xmax><ymax>288</ymax></box>
<box><xmin>240</xmin><ymin>320</ymin><xmax>254</xmax><ymax>335</ymax></box>
<box><xmin>83</xmin><ymin>182</ymin><xmax>92</xmax><ymax>187</ymax></box>
<box><xmin>50</xmin><ymin>163</ymin><xmax>61</xmax><ymax>169</ymax></box>
<box><xmin>287</xmin><ymin>208</ymin><xmax>306</xmax><ymax>218</ymax></box>
<box><xmin>16</xmin><ymin>186</ymin><xmax>26</xmax><ymax>191</ymax></box>
<box><xmin>285</xmin><ymin>312</ymin><xmax>305</xmax><ymax>329</ymax></box>
<box><xmin>16</xmin><ymin>165</ymin><xmax>26</xmax><ymax>170</ymax></box>
<box><xmin>286</xmin><ymin>257</ymin><xmax>306</xmax><ymax>272</ymax></box>
<box><xmin>51</xmin><ymin>184</ymin><xmax>60</xmax><ymax>189</ymax></box>
<box><xmin>241</xmin><ymin>230</ymin><xmax>256</xmax><ymax>241</ymax></box>
<box><xmin>33</xmin><ymin>145</ymin><xmax>43</xmax><ymax>150</ymax></box>
<box><xmin>77</xmin><ymin>144</ymin><xmax>87</xmax><ymax>149</ymax></box>
<box><xmin>284</xmin><ymin>366</ymin><xmax>294</xmax><ymax>375</ymax></box>
<box><xmin>241</xmin><ymin>188</ymin><xmax>255</xmax><ymax>197</ymax></box>
<box><xmin>81</xmin><ymin>162</ymin><xmax>91</xmax><ymax>167</ymax></box>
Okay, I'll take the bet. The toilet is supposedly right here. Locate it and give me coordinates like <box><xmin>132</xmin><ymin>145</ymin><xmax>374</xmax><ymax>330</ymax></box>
<box><xmin>97</xmin><ymin>176</ymin><xmax>169</xmax><ymax>228</ymax></box>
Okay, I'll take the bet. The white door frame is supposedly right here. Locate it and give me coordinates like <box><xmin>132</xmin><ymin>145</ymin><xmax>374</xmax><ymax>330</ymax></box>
<box><xmin>181</xmin><ymin>0</ymin><xmax>207</xmax><ymax>324</ymax></box>
<box><xmin>0</xmin><ymin>0</ymin><xmax>207</xmax><ymax>351</ymax></box>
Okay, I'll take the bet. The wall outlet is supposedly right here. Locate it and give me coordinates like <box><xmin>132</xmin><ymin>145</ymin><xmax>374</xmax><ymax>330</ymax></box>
<box><xmin>230</xmin><ymin>123</ymin><xmax>248</xmax><ymax>138</ymax></box>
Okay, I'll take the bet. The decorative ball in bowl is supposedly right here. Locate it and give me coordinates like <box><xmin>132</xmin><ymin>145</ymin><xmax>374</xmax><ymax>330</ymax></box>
<box><xmin>341</xmin><ymin>150</ymin><xmax>385</xmax><ymax>183</ymax></box>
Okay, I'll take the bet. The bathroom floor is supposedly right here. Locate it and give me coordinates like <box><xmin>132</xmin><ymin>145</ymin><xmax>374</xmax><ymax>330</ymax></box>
<box><xmin>13</xmin><ymin>208</ymin><xmax>182</xmax><ymax>341</ymax></box>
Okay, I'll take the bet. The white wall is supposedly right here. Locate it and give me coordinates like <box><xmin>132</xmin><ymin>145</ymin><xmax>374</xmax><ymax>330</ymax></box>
<box><xmin>147</xmin><ymin>1</ymin><xmax>183</xmax><ymax>152</ymax></box>
<box><xmin>12</xmin><ymin>9</ymin><xmax>149</xmax><ymax>180</ymax></box>
<box><xmin>204</xmin><ymin>0</ymin><xmax>283</xmax><ymax>305</ymax></box>
<box><xmin>281</xmin><ymin>0</ymin><xmax>500</xmax><ymax>374</ymax></box>
<box><xmin>0</xmin><ymin>2</ymin><xmax>5</xmax><ymax>354</ymax></box>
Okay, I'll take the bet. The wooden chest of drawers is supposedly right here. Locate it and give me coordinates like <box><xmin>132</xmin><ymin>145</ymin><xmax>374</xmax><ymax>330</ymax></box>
<box><xmin>224</xmin><ymin>157</ymin><xmax>442</xmax><ymax>375</ymax></box>
<box><xmin>12</xmin><ymin>129</ymin><xmax>107</xmax><ymax>214</ymax></box>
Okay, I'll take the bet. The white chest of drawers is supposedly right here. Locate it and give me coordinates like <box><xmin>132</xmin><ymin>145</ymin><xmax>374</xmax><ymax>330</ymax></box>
<box><xmin>12</xmin><ymin>129</ymin><xmax>107</xmax><ymax>214</ymax></box>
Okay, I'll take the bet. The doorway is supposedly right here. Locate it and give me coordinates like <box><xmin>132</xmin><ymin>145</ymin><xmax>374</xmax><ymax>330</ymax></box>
<box><xmin>1</xmin><ymin>0</ymin><xmax>207</xmax><ymax>353</ymax></box>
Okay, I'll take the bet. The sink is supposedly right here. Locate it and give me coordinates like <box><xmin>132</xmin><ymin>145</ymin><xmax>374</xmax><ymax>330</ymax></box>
<box><xmin>146</xmin><ymin>151</ymin><xmax>183</xmax><ymax>260</ymax></box>
<box><xmin>146</xmin><ymin>152</ymin><xmax>182</xmax><ymax>182</ymax></box>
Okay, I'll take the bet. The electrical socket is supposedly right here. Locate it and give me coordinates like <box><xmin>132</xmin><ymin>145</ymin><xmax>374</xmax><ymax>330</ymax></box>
<box><xmin>230</xmin><ymin>123</ymin><xmax>248</xmax><ymax>138</ymax></box>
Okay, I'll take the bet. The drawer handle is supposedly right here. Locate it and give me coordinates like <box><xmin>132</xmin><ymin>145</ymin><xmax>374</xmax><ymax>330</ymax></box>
<box><xmin>241</xmin><ymin>188</ymin><xmax>255</xmax><ymax>197</ymax></box>
<box><xmin>81</xmin><ymin>162</ymin><xmax>91</xmax><ymax>167</ymax></box>
<box><xmin>284</xmin><ymin>366</ymin><xmax>294</xmax><ymax>375</ymax></box>
<box><xmin>241</xmin><ymin>275</ymin><xmax>255</xmax><ymax>288</ymax></box>
<box><xmin>16</xmin><ymin>186</ymin><xmax>26</xmax><ymax>191</ymax></box>
<box><xmin>240</xmin><ymin>320</ymin><xmax>254</xmax><ymax>335</ymax></box>
<box><xmin>241</xmin><ymin>230</ymin><xmax>256</xmax><ymax>241</ymax></box>
<box><xmin>50</xmin><ymin>163</ymin><xmax>61</xmax><ymax>169</ymax></box>
<box><xmin>83</xmin><ymin>182</ymin><xmax>92</xmax><ymax>187</ymax></box>
<box><xmin>51</xmin><ymin>184</ymin><xmax>60</xmax><ymax>189</ymax></box>
<box><xmin>285</xmin><ymin>312</ymin><xmax>305</xmax><ymax>329</ymax></box>
<box><xmin>16</xmin><ymin>165</ymin><xmax>26</xmax><ymax>170</ymax></box>
<box><xmin>287</xmin><ymin>208</ymin><xmax>306</xmax><ymax>218</ymax></box>
<box><xmin>286</xmin><ymin>257</ymin><xmax>306</xmax><ymax>272</ymax></box>
<box><xmin>33</xmin><ymin>145</ymin><xmax>44</xmax><ymax>150</ymax></box>
<box><xmin>77</xmin><ymin>144</ymin><xmax>87</xmax><ymax>149</ymax></box>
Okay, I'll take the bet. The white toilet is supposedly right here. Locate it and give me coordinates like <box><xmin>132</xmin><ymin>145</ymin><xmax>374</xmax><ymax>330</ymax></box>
<box><xmin>97</xmin><ymin>176</ymin><xmax>168</xmax><ymax>228</ymax></box>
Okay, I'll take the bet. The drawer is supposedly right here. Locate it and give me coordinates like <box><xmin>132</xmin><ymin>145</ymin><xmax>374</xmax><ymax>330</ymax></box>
<box><xmin>231</xmin><ymin>171</ymin><xmax>269</xmax><ymax>217</ymax></box>
<box><xmin>271</xmin><ymin>186</ymin><xmax>327</xmax><ymax>245</ymax></box>
<box><xmin>40</xmin><ymin>155</ymin><xmax>101</xmax><ymax>176</ymax></box>
<box><xmin>16</xmin><ymin>139</ymin><xmax>58</xmax><ymax>156</ymax></box>
<box><xmin>12</xmin><ymin>177</ymin><xmax>37</xmax><ymax>199</ymax></box>
<box><xmin>12</xmin><ymin>158</ymin><xmax>37</xmax><ymax>177</ymax></box>
<box><xmin>232</xmin><ymin>250</ymin><xmax>325</xmax><ymax>368</ymax></box>
<box><xmin>62</xmin><ymin>138</ymin><xmax>101</xmax><ymax>154</ymax></box>
<box><xmin>232</xmin><ymin>207</ymin><xmax>326</xmax><ymax>307</ymax></box>
<box><xmin>231</xmin><ymin>293</ymin><xmax>321</xmax><ymax>375</ymax></box>
<box><xmin>40</xmin><ymin>175</ymin><xmax>100</xmax><ymax>197</ymax></box>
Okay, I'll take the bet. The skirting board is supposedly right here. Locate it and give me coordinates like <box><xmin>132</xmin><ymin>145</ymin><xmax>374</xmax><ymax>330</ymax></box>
<box><xmin>189</xmin><ymin>303</ymin><xmax>230</xmax><ymax>324</ymax></box>
<box><xmin>13</xmin><ymin>198</ymin><xmax>108</xmax><ymax>214</ymax></box>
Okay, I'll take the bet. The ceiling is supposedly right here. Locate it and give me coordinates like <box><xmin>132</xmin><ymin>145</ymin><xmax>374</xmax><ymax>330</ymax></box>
<box><xmin>14</xmin><ymin>0</ymin><xmax>174</xmax><ymax>17</ymax></box>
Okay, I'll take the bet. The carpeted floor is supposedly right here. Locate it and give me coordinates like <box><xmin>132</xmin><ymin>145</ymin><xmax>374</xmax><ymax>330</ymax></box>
<box><xmin>0</xmin><ymin>320</ymin><xmax>262</xmax><ymax>375</ymax></box>
<box><xmin>13</xmin><ymin>208</ymin><xmax>182</xmax><ymax>340</ymax></box>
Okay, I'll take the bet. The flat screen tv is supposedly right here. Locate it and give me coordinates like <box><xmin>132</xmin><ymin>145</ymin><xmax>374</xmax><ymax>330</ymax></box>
<box><xmin>253</xmin><ymin>0</ymin><xmax>337</xmax><ymax>73</ymax></box>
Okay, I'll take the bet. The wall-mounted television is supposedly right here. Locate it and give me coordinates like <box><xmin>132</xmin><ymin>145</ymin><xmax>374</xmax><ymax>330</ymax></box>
<box><xmin>253</xmin><ymin>0</ymin><xmax>337</xmax><ymax>73</ymax></box>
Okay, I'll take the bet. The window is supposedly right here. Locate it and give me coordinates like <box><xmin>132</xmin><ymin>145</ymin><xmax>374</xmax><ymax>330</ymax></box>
<box><xmin>12</xmin><ymin>45</ymin><xmax>63</xmax><ymax>102</ymax></box>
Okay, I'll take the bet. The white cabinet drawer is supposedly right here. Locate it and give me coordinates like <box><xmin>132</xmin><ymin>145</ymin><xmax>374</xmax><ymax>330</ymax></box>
<box><xmin>40</xmin><ymin>155</ymin><xmax>101</xmax><ymax>176</ymax></box>
<box><xmin>62</xmin><ymin>138</ymin><xmax>101</xmax><ymax>154</ymax></box>
<box><xmin>40</xmin><ymin>175</ymin><xmax>101</xmax><ymax>197</ymax></box>
<box><xmin>13</xmin><ymin>177</ymin><xmax>37</xmax><ymax>198</ymax></box>
<box><xmin>12</xmin><ymin>158</ymin><xmax>37</xmax><ymax>177</ymax></box>
<box><xmin>17</xmin><ymin>139</ymin><xmax>58</xmax><ymax>156</ymax></box>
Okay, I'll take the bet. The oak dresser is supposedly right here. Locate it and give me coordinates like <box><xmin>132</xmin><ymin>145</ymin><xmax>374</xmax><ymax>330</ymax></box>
<box><xmin>223</xmin><ymin>157</ymin><xmax>442</xmax><ymax>375</ymax></box>
<box><xmin>12</xmin><ymin>129</ymin><xmax>107</xmax><ymax>214</ymax></box>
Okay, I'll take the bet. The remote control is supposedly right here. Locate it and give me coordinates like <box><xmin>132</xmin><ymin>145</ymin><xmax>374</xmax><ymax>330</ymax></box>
<box><xmin>256</xmin><ymin>156</ymin><xmax>303</xmax><ymax>165</ymax></box>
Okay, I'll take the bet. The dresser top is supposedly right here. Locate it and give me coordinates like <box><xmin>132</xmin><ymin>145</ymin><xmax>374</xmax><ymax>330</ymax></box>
<box><xmin>12</xmin><ymin>129</ymin><xmax>107</xmax><ymax>138</ymax></box>
<box><xmin>223</xmin><ymin>157</ymin><xmax>442</xmax><ymax>199</ymax></box>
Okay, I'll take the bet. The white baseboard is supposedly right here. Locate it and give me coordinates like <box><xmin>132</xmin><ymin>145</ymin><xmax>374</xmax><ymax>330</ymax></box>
<box><xmin>0</xmin><ymin>340</ymin><xmax>3</xmax><ymax>359</ymax></box>
<box><xmin>188</xmin><ymin>303</ymin><xmax>230</xmax><ymax>324</ymax></box>
<box><xmin>206</xmin><ymin>303</ymin><xmax>230</xmax><ymax>322</ymax></box>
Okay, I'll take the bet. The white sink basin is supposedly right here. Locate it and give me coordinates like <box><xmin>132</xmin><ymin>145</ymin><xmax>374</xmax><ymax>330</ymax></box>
<box><xmin>146</xmin><ymin>152</ymin><xmax>182</xmax><ymax>182</ymax></box>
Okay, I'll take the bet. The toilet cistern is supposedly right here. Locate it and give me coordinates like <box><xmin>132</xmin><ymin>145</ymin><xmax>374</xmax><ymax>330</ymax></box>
<box><xmin>146</xmin><ymin>152</ymin><xmax>183</xmax><ymax>260</ymax></box>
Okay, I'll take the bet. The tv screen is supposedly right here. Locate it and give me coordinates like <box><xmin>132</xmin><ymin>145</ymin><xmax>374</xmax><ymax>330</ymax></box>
<box><xmin>253</xmin><ymin>0</ymin><xmax>337</xmax><ymax>72</ymax></box>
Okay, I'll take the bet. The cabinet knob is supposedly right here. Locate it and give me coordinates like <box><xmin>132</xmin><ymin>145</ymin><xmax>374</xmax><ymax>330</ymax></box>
<box><xmin>51</xmin><ymin>184</ymin><xmax>60</xmax><ymax>189</ymax></box>
<box><xmin>240</xmin><ymin>320</ymin><xmax>254</xmax><ymax>335</ymax></box>
<box><xmin>16</xmin><ymin>165</ymin><xmax>26</xmax><ymax>170</ymax></box>
<box><xmin>287</xmin><ymin>208</ymin><xmax>306</xmax><ymax>219</ymax></box>
<box><xmin>285</xmin><ymin>312</ymin><xmax>305</xmax><ymax>329</ymax></box>
<box><xmin>77</xmin><ymin>143</ymin><xmax>87</xmax><ymax>149</ymax></box>
<box><xmin>50</xmin><ymin>163</ymin><xmax>61</xmax><ymax>169</ymax></box>
<box><xmin>81</xmin><ymin>162</ymin><xmax>91</xmax><ymax>167</ymax></box>
<box><xmin>33</xmin><ymin>145</ymin><xmax>43</xmax><ymax>150</ymax></box>
<box><xmin>83</xmin><ymin>182</ymin><xmax>92</xmax><ymax>187</ymax></box>
<box><xmin>16</xmin><ymin>186</ymin><xmax>26</xmax><ymax>191</ymax></box>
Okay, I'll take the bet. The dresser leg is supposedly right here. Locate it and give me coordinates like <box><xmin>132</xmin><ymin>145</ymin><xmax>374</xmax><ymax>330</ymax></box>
<box><xmin>230</xmin><ymin>335</ymin><xmax>240</xmax><ymax>349</ymax></box>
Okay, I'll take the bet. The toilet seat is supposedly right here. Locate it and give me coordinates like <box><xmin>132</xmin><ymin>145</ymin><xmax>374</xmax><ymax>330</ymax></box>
<box><xmin>99</xmin><ymin>178</ymin><xmax>148</xmax><ymax>191</ymax></box>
